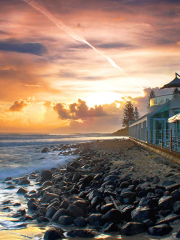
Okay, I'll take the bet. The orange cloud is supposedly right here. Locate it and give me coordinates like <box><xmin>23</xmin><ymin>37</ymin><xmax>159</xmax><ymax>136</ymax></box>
<box><xmin>7</xmin><ymin>97</ymin><xmax>35</xmax><ymax>112</ymax></box>
<box><xmin>53</xmin><ymin>99</ymin><xmax>108</xmax><ymax>120</ymax></box>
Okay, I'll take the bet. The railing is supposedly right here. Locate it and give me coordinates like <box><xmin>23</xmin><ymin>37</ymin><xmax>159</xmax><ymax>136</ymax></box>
<box><xmin>150</xmin><ymin>94</ymin><xmax>180</xmax><ymax>107</ymax></box>
<box><xmin>146</xmin><ymin>129</ymin><xmax>180</xmax><ymax>152</ymax></box>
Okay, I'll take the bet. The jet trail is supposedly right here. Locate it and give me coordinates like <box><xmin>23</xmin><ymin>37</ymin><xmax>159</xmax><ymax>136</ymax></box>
<box><xmin>22</xmin><ymin>0</ymin><xmax>144</xmax><ymax>90</ymax></box>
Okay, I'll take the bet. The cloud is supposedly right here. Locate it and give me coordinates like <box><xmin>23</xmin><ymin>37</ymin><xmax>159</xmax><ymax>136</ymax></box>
<box><xmin>53</xmin><ymin>99</ymin><xmax>108</xmax><ymax>120</ymax></box>
<box><xmin>0</xmin><ymin>39</ymin><xmax>47</xmax><ymax>55</ymax></box>
<box><xmin>7</xmin><ymin>97</ymin><xmax>35</xmax><ymax>112</ymax></box>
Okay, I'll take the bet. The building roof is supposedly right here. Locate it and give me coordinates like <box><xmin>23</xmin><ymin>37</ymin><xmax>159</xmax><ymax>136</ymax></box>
<box><xmin>168</xmin><ymin>113</ymin><xmax>180</xmax><ymax>123</ymax></box>
<box><xmin>161</xmin><ymin>73</ymin><xmax>180</xmax><ymax>89</ymax></box>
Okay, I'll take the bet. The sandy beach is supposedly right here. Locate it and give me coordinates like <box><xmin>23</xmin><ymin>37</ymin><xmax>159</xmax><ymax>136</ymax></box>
<box><xmin>1</xmin><ymin>138</ymin><xmax>180</xmax><ymax>240</ymax></box>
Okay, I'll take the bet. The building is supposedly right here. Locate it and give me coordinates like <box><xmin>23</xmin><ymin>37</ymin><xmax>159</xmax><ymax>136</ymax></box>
<box><xmin>129</xmin><ymin>73</ymin><xmax>180</xmax><ymax>149</ymax></box>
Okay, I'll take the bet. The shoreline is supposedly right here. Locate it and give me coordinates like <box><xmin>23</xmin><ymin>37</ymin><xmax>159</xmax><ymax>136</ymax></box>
<box><xmin>1</xmin><ymin>138</ymin><xmax>180</xmax><ymax>239</ymax></box>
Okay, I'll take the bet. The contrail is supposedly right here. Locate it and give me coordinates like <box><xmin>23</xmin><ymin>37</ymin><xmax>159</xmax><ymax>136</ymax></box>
<box><xmin>22</xmin><ymin>0</ymin><xmax>144</xmax><ymax>90</ymax></box>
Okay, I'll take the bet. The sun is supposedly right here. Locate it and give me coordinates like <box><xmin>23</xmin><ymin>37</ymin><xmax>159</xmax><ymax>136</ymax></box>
<box><xmin>85</xmin><ymin>91</ymin><xmax>122</xmax><ymax>108</ymax></box>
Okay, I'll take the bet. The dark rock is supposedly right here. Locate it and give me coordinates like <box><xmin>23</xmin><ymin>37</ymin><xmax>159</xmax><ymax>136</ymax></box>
<box><xmin>172</xmin><ymin>190</ymin><xmax>180</xmax><ymax>201</ymax></box>
<box><xmin>121</xmin><ymin>222</ymin><xmax>147</xmax><ymax>236</ymax></box>
<box><xmin>67</xmin><ymin>204</ymin><xmax>84</xmax><ymax>218</ymax></box>
<box><xmin>87</xmin><ymin>213</ymin><xmax>103</xmax><ymax>227</ymax></box>
<box><xmin>121</xmin><ymin>205</ymin><xmax>135</xmax><ymax>221</ymax></box>
<box><xmin>52</xmin><ymin>209</ymin><xmax>68</xmax><ymax>222</ymax></box>
<box><xmin>101</xmin><ymin>209</ymin><xmax>122</xmax><ymax>223</ymax></box>
<box><xmin>88</xmin><ymin>189</ymin><xmax>102</xmax><ymax>201</ymax></box>
<box><xmin>41</xmin><ymin>147</ymin><xmax>50</xmax><ymax>153</ymax></box>
<box><xmin>44</xmin><ymin>228</ymin><xmax>64</xmax><ymax>240</ymax></box>
<box><xmin>91</xmin><ymin>196</ymin><xmax>103</xmax><ymax>207</ymax></box>
<box><xmin>153</xmin><ymin>176</ymin><xmax>160</xmax><ymax>184</ymax></box>
<box><xmin>162</xmin><ymin>180</ymin><xmax>176</xmax><ymax>186</ymax></box>
<box><xmin>59</xmin><ymin>199</ymin><xmax>69</xmax><ymax>209</ymax></box>
<box><xmin>18</xmin><ymin>178</ymin><xmax>30</xmax><ymax>185</ymax></box>
<box><xmin>176</xmin><ymin>229</ymin><xmax>180</xmax><ymax>238</ymax></box>
<box><xmin>46</xmin><ymin>206</ymin><xmax>57</xmax><ymax>218</ymax></box>
<box><xmin>6</xmin><ymin>185</ymin><xmax>16</xmax><ymax>189</ymax></box>
<box><xmin>17</xmin><ymin>188</ymin><xmax>28</xmax><ymax>194</ymax></box>
<box><xmin>147</xmin><ymin>223</ymin><xmax>172</xmax><ymax>236</ymax></box>
<box><xmin>143</xmin><ymin>219</ymin><xmax>155</xmax><ymax>228</ymax></box>
<box><xmin>27</xmin><ymin>198</ymin><xmax>38</xmax><ymax>211</ymax></box>
<box><xmin>74</xmin><ymin>217</ymin><xmax>87</xmax><ymax>227</ymax></box>
<box><xmin>42</xmin><ymin>181</ymin><xmax>53</xmax><ymax>188</ymax></box>
<box><xmin>5</xmin><ymin>177</ymin><xmax>13</xmax><ymax>181</ymax></box>
<box><xmin>72</xmin><ymin>172</ymin><xmax>82</xmax><ymax>182</ymax></box>
<box><xmin>2</xmin><ymin>200</ymin><xmax>11</xmax><ymax>204</ymax></box>
<box><xmin>41</xmin><ymin>169</ymin><xmax>52</xmax><ymax>183</ymax></box>
<box><xmin>42</xmin><ymin>193</ymin><xmax>59</xmax><ymax>203</ymax></box>
<box><xmin>160</xmin><ymin>209</ymin><xmax>172</xmax><ymax>217</ymax></box>
<box><xmin>103</xmin><ymin>222</ymin><xmax>119</xmax><ymax>232</ymax></box>
<box><xmin>137</xmin><ymin>191</ymin><xmax>146</xmax><ymax>198</ymax></box>
<box><xmin>131</xmin><ymin>206</ymin><xmax>155</xmax><ymax>222</ymax></box>
<box><xmin>20</xmin><ymin>215</ymin><xmax>33</xmax><ymax>221</ymax></box>
<box><xmin>37</xmin><ymin>216</ymin><xmax>49</xmax><ymax>222</ymax></box>
<box><xmin>174</xmin><ymin>201</ymin><xmax>180</xmax><ymax>214</ymax></box>
<box><xmin>82</xmin><ymin>175</ymin><xmax>94</xmax><ymax>187</ymax></box>
<box><xmin>157</xmin><ymin>214</ymin><xmax>180</xmax><ymax>224</ymax></box>
<box><xmin>58</xmin><ymin>215</ymin><xmax>74</xmax><ymax>225</ymax></box>
<box><xmin>158</xmin><ymin>196</ymin><xmax>174</xmax><ymax>210</ymax></box>
<box><xmin>101</xmin><ymin>203</ymin><xmax>114</xmax><ymax>214</ymax></box>
<box><xmin>74</xmin><ymin>200</ymin><xmax>89</xmax><ymax>209</ymax></box>
<box><xmin>38</xmin><ymin>207</ymin><xmax>47</xmax><ymax>215</ymax></box>
<box><xmin>66</xmin><ymin>165</ymin><xmax>75</xmax><ymax>172</ymax></box>
<box><xmin>166</xmin><ymin>184</ymin><xmax>180</xmax><ymax>192</ymax></box>
<box><xmin>104</xmin><ymin>175</ymin><xmax>119</xmax><ymax>182</ymax></box>
<box><xmin>67</xmin><ymin>229</ymin><xmax>95</xmax><ymax>238</ymax></box>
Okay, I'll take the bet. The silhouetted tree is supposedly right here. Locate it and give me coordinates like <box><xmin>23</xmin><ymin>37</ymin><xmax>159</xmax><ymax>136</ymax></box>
<box><xmin>122</xmin><ymin>101</ymin><xmax>135</xmax><ymax>127</ymax></box>
<box><xmin>147</xmin><ymin>90</ymin><xmax>156</xmax><ymax>111</ymax></box>
<box><xmin>134</xmin><ymin>107</ymin><xmax>140</xmax><ymax>121</ymax></box>
<box><xmin>173</xmin><ymin>87</ymin><xmax>179</xmax><ymax>98</ymax></box>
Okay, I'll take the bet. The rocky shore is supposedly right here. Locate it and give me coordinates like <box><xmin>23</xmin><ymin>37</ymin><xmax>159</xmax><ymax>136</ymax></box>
<box><xmin>2</xmin><ymin>139</ymin><xmax>180</xmax><ymax>239</ymax></box>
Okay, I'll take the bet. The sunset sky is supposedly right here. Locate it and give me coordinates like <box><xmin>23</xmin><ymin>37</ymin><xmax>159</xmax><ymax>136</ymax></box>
<box><xmin>0</xmin><ymin>0</ymin><xmax>180</xmax><ymax>133</ymax></box>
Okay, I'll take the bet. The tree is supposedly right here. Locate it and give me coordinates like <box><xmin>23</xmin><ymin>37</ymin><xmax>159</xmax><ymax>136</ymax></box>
<box><xmin>134</xmin><ymin>107</ymin><xmax>140</xmax><ymax>121</ymax></box>
<box><xmin>173</xmin><ymin>87</ymin><xmax>179</xmax><ymax>98</ymax></box>
<box><xmin>122</xmin><ymin>101</ymin><xmax>135</xmax><ymax>127</ymax></box>
<box><xmin>147</xmin><ymin>90</ymin><xmax>156</xmax><ymax>111</ymax></box>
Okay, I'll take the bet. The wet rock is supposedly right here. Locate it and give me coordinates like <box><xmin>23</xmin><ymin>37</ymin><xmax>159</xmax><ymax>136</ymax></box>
<box><xmin>88</xmin><ymin>189</ymin><xmax>102</xmax><ymax>201</ymax></box>
<box><xmin>101</xmin><ymin>209</ymin><xmax>122</xmax><ymax>223</ymax></box>
<box><xmin>120</xmin><ymin>181</ymin><xmax>130</xmax><ymax>188</ymax></box>
<box><xmin>2</xmin><ymin>207</ymin><xmax>11</xmax><ymax>211</ymax></box>
<box><xmin>121</xmin><ymin>205</ymin><xmax>135</xmax><ymax>221</ymax></box>
<box><xmin>176</xmin><ymin>229</ymin><xmax>180</xmax><ymax>238</ymax></box>
<box><xmin>27</xmin><ymin>198</ymin><xmax>38</xmax><ymax>211</ymax></box>
<box><xmin>101</xmin><ymin>203</ymin><xmax>114</xmax><ymax>214</ymax></box>
<box><xmin>143</xmin><ymin>219</ymin><xmax>155</xmax><ymax>228</ymax></box>
<box><xmin>46</xmin><ymin>206</ymin><xmax>57</xmax><ymax>218</ymax></box>
<box><xmin>59</xmin><ymin>199</ymin><xmax>69</xmax><ymax>209</ymax></box>
<box><xmin>162</xmin><ymin>180</ymin><xmax>176</xmax><ymax>186</ymax></box>
<box><xmin>104</xmin><ymin>175</ymin><xmax>119</xmax><ymax>182</ymax></box>
<box><xmin>87</xmin><ymin>213</ymin><xmax>103</xmax><ymax>227</ymax></box>
<box><xmin>66</xmin><ymin>165</ymin><xmax>75</xmax><ymax>172</ymax></box>
<box><xmin>174</xmin><ymin>201</ymin><xmax>180</xmax><ymax>214</ymax></box>
<box><xmin>17</xmin><ymin>188</ymin><xmax>28</xmax><ymax>194</ymax></box>
<box><xmin>20</xmin><ymin>215</ymin><xmax>34</xmax><ymax>221</ymax></box>
<box><xmin>13</xmin><ymin>202</ymin><xmax>21</xmax><ymax>206</ymax></box>
<box><xmin>74</xmin><ymin>217</ymin><xmax>87</xmax><ymax>227</ymax></box>
<box><xmin>5</xmin><ymin>185</ymin><xmax>16</xmax><ymax>189</ymax></box>
<box><xmin>157</xmin><ymin>214</ymin><xmax>180</xmax><ymax>224</ymax></box>
<box><xmin>18</xmin><ymin>178</ymin><xmax>30</xmax><ymax>185</ymax></box>
<box><xmin>52</xmin><ymin>208</ymin><xmax>66</xmax><ymax>220</ymax></box>
<box><xmin>166</xmin><ymin>184</ymin><xmax>180</xmax><ymax>192</ymax></box>
<box><xmin>147</xmin><ymin>223</ymin><xmax>172</xmax><ymax>236</ymax></box>
<box><xmin>121</xmin><ymin>222</ymin><xmax>147</xmax><ymax>236</ymax></box>
<box><xmin>5</xmin><ymin>177</ymin><xmax>13</xmax><ymax>181</ymax></box>
<box><xmin>38</xmin><ymin>207</ymin><xmax>47</xmax><ymax>215</ymax></box>
<box><xmin>82</xmin><ymin>175</ymin><xmax>94</xmax><ymax>187</ymax></box>
<box><xmin>42</xmin><ymin>193</ymin><xmax>59</xmax><ymax>203</ymax></box>
<box><xmin>40</xmin><ymin>169</ymin><xmax>52</xmax><ymax>183</ymax></box>
<box><xmin>37</xmin><ymin>216</ymin><xmax>49</xmax><ymax>222</ymax></box>
<box><xmin>67</xmin><ymin>204</ymin><xmax>84</xmax><ymax>218</ymax></box>
<box><xmin>67</xmin><ymin>229</ymin><xmax>95</xmax><ymax>238</ymax></box>
<box><xmin>42</xmin><ymin>181</ymin><xmax>53</xmax><ymax>188</ymax></box>
<box><xmin>58</xmin><ymin>215</ymin><xmax>74</xmax><ymax>225</ymax></box>
<box><xmin>158</xmin><ymin>196</ymin><xmax>174</xmax><ymax>210</ymax></box>
<box><xmin>72</xmin><ymin>172</ymin><xmax>82</xmax><ymax>182</ymax></box>
<box><xmin>74</xmin><ymin>200</ymin><xmax>90</xmax><ymax>209</ymax></box>
<box><xmin>41</xmin><ymin>147</ymin><xmax>50</xmax><ymax>153</ymax></box>
<box><xmin>172</xmin><ymin>190</ymin><xmax>180</xmax><ymax>201</ymax></box>
<box><xmin>44</xmin><ymin>227</ymin><xmax>64</xmax><ymax>240</ymax></box>
<box><xmin>91</xmin><ymin>196</ymin><xmax>103</xmax><ymax>207</ymax></box>
<box><xmin>131</xmin><ymin>206</ymin><xmax>155</xmax><ymax>222</ymax></box>
<box><xmin>2</xmin><ymin>200</ymin><xmax>11</xmax><ymax>205</ymax></box>
<box><xmin>103</xmin><ymin>222</ymin><xmax>119</xmax><ymax>232</ymax></box>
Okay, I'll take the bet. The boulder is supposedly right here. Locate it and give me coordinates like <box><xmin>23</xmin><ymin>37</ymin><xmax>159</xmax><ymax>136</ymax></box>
<box><xmin>52</xmin><ymin>209</ymin><xmax>68</xmax><ymax>222</ymax></box>
<box><xmin>45</xmin><ymin>206</ymin><xmax>57</xmax><ymax>218</ymax></box>
<box><xmin>158</xmin><ymin>196</ymin><xmax>174</xmax><ymax>210</ymax></box>
<box><xmin>37</xmin><ymin>216</ymin><xmax>49</xmax><ymax>222</ymax></box>
<box><xmin>103</xmin><ymin>222</ymin><xmax>119</xmax><ymax>232</ymax></box>
<box><xmin>147</xmin><ymin>223</ymin><xmax>172</xmax><ymax>236</ymax></box>
<box><xmin>44</xmin><ymin>228</ymin><xmax>64</xmax><ymax>240</ymax></box>
<box><xmin>41</xmin><ymin>147</ymin><xmax>50</xmax><ymax>153</ymax></box>
<box><xmin>42</xmin><ymin>193</ymin><xmax>59</xmax><ymax>203</ymax></box>
<box><xmin>82</xmin><ymin>175</ymin><xmax>94</xmax><ymax>187</ymax></box>
<box><xmin>40</xmin><ymin>169</ymin><xmax>52</xmax><ymax>183</ymax></box>
<box><xmin>67</xmin><ymin>204</ymin><xmax>84</xmax><ymax>218</ymax></box>
<box><xmin>18</xmin><ymin>178</ymin><xmax>30</xmax><ymax>185</ymax></box>
<box><xmin>72</xmin><ymin>172</ymin><xmax>82</xmax><ymax>182</ymax></box>
<box><xmin>121</xmin><ymin>205</ymin><xmax>135</xmax><ymax>221</ymax></box>
<box><xmin>121</xmin><ymin>222</ymin><xmax>147</xmax><ymax>236</ymax></box>
<box><xmin>67</xmin><ymin>229</ymin><xmax>95</xmax><ymax>238</ymax></box>
<box><xmin>17</xmin><ymin>188</ymin><xmax>28</xmax><ymax>194</ymax></box>
<box><xmin>58</xmin><ymin>215</ymin><xmax>74</xmax><ymax>225</ymax></box>
<box><xmin>131</xmin><ymin>206</ymin><xmax>155</xmax><ymax>222</ymax></box>
<box><xmin>101</xmin><ymin>209</ymin><xmax>122</xmax><ymax>223</ymax></box>
<box><xmin>173</xmin><ymin>201</ymin><xmax>180</xmax><ymax>214</ymax></box>
<box><xmin>42</xmin><ymin>181</ymin><xmax>53</xmax><ymax>188</ymax></box>
<box><xmin>59</xmin><ymin>199</ymin><xmax>69</xmax><ymax>209</ymax></box>
<box><xmin>74</xmin><ymin>217</ymin><xmax>87</xmax><ymax>227</ymax></box>
<box><xmin>101</xmin><ymin>203</ymin><xmax>114</xmax><ymax>214</ymax></box>
<box><xmin>87</xmin><ymin>213</ymin><xmax>103</xmax><ymax>227</ymax></box>
<box><xmin>27</xmin><ymin>198</ymin><xmax>38</xmax><ymax>211</ymax></box>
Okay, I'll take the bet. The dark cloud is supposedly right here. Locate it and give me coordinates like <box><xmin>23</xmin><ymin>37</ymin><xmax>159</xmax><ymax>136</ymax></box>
<box><xmin>7</xmin><ymin>99</ymin><xmax>29</xmax><ymax>112</ymax></box>
<box><xmin>53</xmin><ymin>99</ymin><xmax>108</xmax><ymax>120</ymax></box>
<box><xmin>0</xmin><ymin>39</ymin><xmax>47</xmax><ymax>55</ymax></box>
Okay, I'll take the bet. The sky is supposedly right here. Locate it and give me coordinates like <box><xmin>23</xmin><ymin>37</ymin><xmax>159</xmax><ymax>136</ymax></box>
<box><xmin>0</xmin><ymin>0</ymin><xmax>180</xmax><ymax>133</ymax></box>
